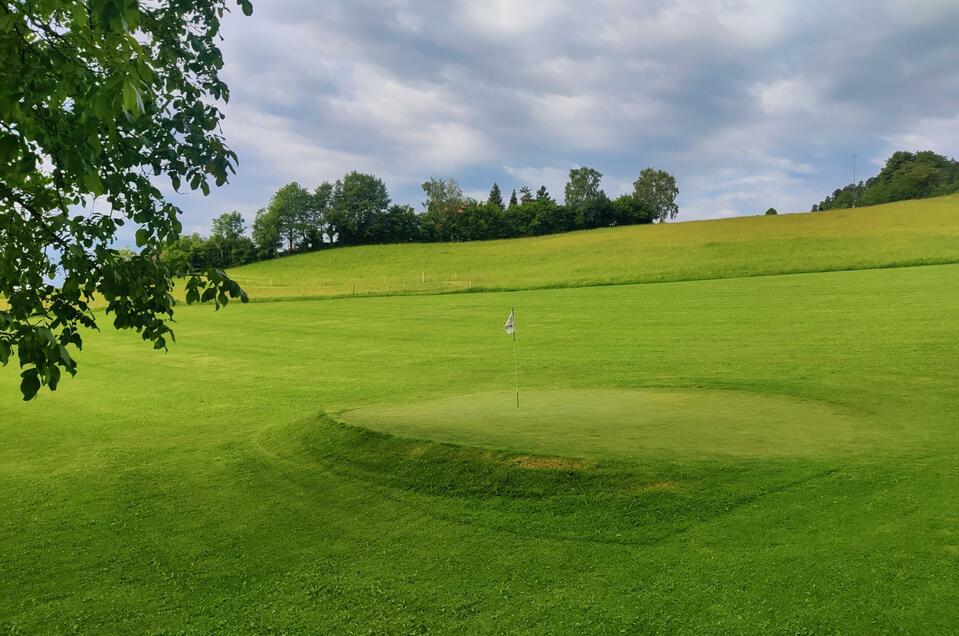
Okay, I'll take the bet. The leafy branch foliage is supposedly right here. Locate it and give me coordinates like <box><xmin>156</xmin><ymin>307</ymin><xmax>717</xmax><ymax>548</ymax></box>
<box><xmin>0</xmin><ymin>0</ymin><xmax>252</xmax><ymax>399</ymax></box>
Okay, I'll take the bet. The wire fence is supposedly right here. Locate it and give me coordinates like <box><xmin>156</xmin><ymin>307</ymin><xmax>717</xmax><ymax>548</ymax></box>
<box><xmin>231</xmin><ymin>273</ymin><xmax>481</xmax><ymax>300</ymax></box>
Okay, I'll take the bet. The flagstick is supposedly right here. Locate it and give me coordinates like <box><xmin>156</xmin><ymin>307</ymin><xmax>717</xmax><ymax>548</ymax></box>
<box><xmin>512</xmin><ymin>306</ymin><xmax>519</xmax><ymax>408</ymax></box>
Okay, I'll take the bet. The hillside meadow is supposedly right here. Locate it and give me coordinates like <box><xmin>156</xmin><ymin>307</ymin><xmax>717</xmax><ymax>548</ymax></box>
<box><xmin>1</xmin><ymin>199</ymin><xmax>958</xmax><ymax>632</ymax></box>
<box><xmin>227</xmin><ymin>194</ymin><xmax>959</xmax><ymax>299</ymax></box>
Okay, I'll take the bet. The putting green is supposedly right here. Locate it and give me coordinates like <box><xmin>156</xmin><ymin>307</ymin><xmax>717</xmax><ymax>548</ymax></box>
<box><xmin>337</xmin><ymin>388</ymin><xmax>879</xmax><ymax>459</ymax></box>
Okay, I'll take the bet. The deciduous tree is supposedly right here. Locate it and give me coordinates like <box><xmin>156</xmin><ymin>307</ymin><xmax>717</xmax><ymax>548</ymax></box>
<box><xmin>0</xmin><ymin>0</ymin><xmax>252</xmax><ymax>399</ymax></box>
<box><xmin>564</xmin><ymin>166</ymin><xmax>614</xmax><ymax>228</ymax></box>
<box><xmin>327</xmin><ymin>171</ymin><xmax>391</xmax><ymax>245</ymax></box>
<box><xmin>268</xmin><ymin>182</ymin><xmax>314</xmax><ymax>252</ymax></box>
<box><xmin>632</xmin><ymin>168</ymin><xmax>679</xmax><ymax>222</ymax></box>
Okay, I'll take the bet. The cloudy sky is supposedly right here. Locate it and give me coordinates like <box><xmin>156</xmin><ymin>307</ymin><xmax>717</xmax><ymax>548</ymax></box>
<box><xmin>173</xmin><ymin>0</ymin><xmax>959</xmax><ymax>233</ymax></box>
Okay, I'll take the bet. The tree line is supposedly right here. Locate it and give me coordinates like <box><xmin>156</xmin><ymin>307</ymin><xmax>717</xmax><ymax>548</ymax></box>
<box><xmin>162</xmin><ymin>167</ymin><xmax>679</xmax><ymax>269</ymax></box>
<box><xmin>813</xmin><ymin>150</ymin><xmax>959</xmax><ymax>211</ymax></box>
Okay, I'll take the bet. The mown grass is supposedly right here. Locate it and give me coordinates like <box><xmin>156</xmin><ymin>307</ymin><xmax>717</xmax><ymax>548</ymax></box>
<box><xmin>2</xmin><ymin>260</ymin><xmax>958</xmax><ymax>632</ymax></box>
<box><xmin>227</xmin><ymin>194</ymin><xmax>959</xmax><ymax>299</ymax></box>
<box><xmin>338</xmin><ymin>388</ymin><xmax>881</xmax><ymax>459</ymax></box>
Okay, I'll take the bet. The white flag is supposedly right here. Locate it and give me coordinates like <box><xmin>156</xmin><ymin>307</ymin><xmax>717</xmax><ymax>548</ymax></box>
<box><xmin>504</xmin><ymin>309</ymin><xmax>515</xmax><ymax>335</ymax></box>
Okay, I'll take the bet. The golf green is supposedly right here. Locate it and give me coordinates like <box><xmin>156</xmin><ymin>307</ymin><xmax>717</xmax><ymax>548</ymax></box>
<box><xmin>337</xmin><ymin>388</ymin><xmax>878</xmax><ymax>458</ymax></box>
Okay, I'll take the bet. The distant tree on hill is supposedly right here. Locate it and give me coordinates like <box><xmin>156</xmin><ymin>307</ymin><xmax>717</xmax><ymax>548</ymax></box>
<box><xmin>327</xmin><ymin>172</ymin><xmax>391</xmax><ymax>245</ymax></box>
<box><xmin>209</xmin><ymin>211</ymin><xmax>254</xmax><ymax>267</ymax></box>
<box><xmin>252</xmin><ymin>207</ymin><xmax>282</xmax><ymax>260</ymax></box>
<box><xmin>456</xmin><ymin>201</ymin><xmax>508</xmax><ymax>241</ymax></box>
<box><xmin>421</xmin><ymin>177</ymin><xmax>467</xmax><ymax>241</ymax></box>
<box><xmin>505</xmin><ymin>186</ymin><xmax>570</xmax><ymax>236</ymax></box>
<box><xmin>212</xmin><ymin>211</ymin><xmax>246</xmax><ymax>241</ymax></box>
<box><xmin>488</xmin><ymin>183</ymin><xmax>505</xmax><ymax>210</ymax></box>
<box><xmin>530</xmin><ymin>196</ymin><xmax>571</xmax><ymax>235</ymax></box>
<box><xmin>208</xmin><ymin>165</ymin><xmax>682</xmax><ymax>265</ymax></box>
<box><xmin>632</xmin><ymin>168</ymin><xmax>680</xmax><ymax>222</ymax></box>
<box><xmin>160</xmin><ymin>233</ymin><xmax>205</xmax><ymax>273</ymax></box>
<box><xmin>610</xmin><ymin>193</ymin><xmax>653</xmax><ymax>225</ymax></box>
<box><xmin>311</xmin><ymin>182</ymin><xmax>335</xmax><ymax>247</ymax></box>
<box><xmin>564</xmin><ymin>167</ymin><xmax>602</xmax><ymax>207</ymax></box>
<box><xmin>814</xmin><ymin>150</ymin><xmax>959</xmax><ymax>211</ymax></box>
<box><xmin>565</xmin><ymin>166</ymin><xmax>615</xmax><ymax>228</ymax></box>
<box><xmin>422</xmin><ymin>177</ymin><xmax>465</xmax><ymax>214</ymax></box>
<box><xmin>765</xmin><ymin>207</ymin><xmax>778</xmax><ymax>215</ymax></box>
<box><xmin>265</xmin><ymin>182</ymin><xmax>315</xmax><ymax>252</ymax></box>
<box><xmin>368</xmin><ymin>204</ymin><xmax>422</xmax><ymax>243</ymax></box>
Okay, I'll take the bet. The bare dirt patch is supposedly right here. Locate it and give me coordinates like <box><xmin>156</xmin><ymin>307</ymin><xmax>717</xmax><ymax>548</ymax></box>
<box><xmin>635</xmin><ymin>481</ymin><xmax>677</xmax><ymax>493</ymax></box>
<box><xmin>511</xmin><ymin>455</ymin><xmax>592</xmax><ymax>470</ymax></box>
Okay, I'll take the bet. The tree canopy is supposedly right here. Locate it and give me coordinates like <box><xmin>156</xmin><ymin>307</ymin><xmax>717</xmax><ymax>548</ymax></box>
<box><xmin>632</xmin><ymin>168</ymin><xmax>680</xmax><ymax>222</ymax></box>
<box><xmin>565</xmin><ymin>166</ymin><xmax>614</xmax><ymax>228</ymax></box>
<box><xmin>168</xmin><ymin>165</ymin><xmax>684</xmax><ymax>275</ymax></box>
<box><xmin>0</xmin><ymin>0</ymin><xmax>252</xmax><ymax>399</ymax></box>
<box><xmin>327</xmin><ymin>172</ymin><xmax>391</xmax><ymax>245</ymax></box>
<box><xmin>813</xmin><ymin>150</ymin><xmax>959</xmax><ymax>211</ymax></box>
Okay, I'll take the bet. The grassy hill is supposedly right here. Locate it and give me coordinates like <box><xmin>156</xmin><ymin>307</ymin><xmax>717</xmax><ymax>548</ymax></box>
<box><xmin>228</xmin><ymin>194</ymin><xmax>959</xmax><ymax>299</ymax></box>
<box><xmin>2</xmin><ymin>197</ymin><xmax>959</xmax><ymax>632</ymax></box>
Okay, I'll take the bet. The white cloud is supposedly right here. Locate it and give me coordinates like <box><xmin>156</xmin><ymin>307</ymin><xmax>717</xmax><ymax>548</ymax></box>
<box><xmin>878</xmin><ymin>115</ymin><xmax>959</xmax><ymax>161</ymax></box>
<box><xmin>223</xmin><ymin>105</ymin><xmax>379</xmax><ymax>185</ymax></box>
<box><xmin>456</xmin><ymin>0</ymin><xmax>567</xmax><ymax>37</ymax></box>
<box><xmin>753</xmin><ymin>77</ymin><xmax>820</xmax><ymax>116</ymax></box>
<box><xmin>326</xmin><ymin>64</ymin><xmax>494</xmax><ymax>170</ymax></box>
<box><xmin>166</xmin><ymin>0</ymin><xmax>959</xmax><ymax>231</ymax></box>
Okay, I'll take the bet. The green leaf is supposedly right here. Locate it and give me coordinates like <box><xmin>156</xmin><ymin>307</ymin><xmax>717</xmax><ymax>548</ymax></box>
<box><xmin>58</xmin><ymin>345</ymin><xmax>76</xmax><ymax>372</ymax></box>
<box><xmin>20</xmin><ymin>369</ymin><xmax>40</xmax><ymax>401</ymax></box>
<box><xmin>239</xmin><ymin>0</ymin><xmax>254</xmax><ymax>16</ymax></box>
<box><xmin>83</xmin><ymin>172</ymin><xmax>105</xmax><ymax>196</ymax></box>
<box><xmin>121</xmin><ymin>80</ymin><xmax>142</xmax><ymax>116</ymax></box>
<box><xmin>0</xmin><ymin>135</ymin><xmax>18</xmax><ymax>162</ymax></box>
<box><xmin>135</xmin><ymin>228</ymin><xmax>150</xmax><ymax>247</ymax></box>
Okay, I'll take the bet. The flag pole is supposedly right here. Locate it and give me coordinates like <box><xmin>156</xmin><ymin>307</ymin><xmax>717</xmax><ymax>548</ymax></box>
<box><xmin>512</xmin><ymin>306</ymin><xmax>519</xmax><ymax>408</ymax></box>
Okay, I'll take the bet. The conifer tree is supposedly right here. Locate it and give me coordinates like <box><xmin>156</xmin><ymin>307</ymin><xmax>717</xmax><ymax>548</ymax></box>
<box><xmin>488</xmin><ymin>182</ymin><xmax>505</xmax><ymax>210</ymax></box>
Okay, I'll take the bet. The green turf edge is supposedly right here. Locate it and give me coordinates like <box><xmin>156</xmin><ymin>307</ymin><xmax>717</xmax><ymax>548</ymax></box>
<box><xmin>253</xmin><ymin>413</ymin><xmax>861</xmax><ymax>547</ymax></box>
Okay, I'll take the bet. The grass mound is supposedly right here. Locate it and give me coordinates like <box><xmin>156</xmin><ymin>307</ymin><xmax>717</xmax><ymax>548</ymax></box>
<box><xmin>337</xmin><ymin>388</ymin><xmax>879</xmax><ymax>458</ymax></box>
<box><xmin>256</xmin><ymin>413</ymin><xmax>851</xmax><ymax>547</ymax></box>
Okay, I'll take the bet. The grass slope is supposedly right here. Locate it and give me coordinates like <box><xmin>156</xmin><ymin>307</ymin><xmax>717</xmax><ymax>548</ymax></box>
<box><xmin>228</xmin><ymin>194</ymin><xmax>959</xmax><ymax>299</ymax></box>
<box><xmin>2</xmin><ymin>263</ymin><xmax>958</xmax><ymax>632</ymax></box>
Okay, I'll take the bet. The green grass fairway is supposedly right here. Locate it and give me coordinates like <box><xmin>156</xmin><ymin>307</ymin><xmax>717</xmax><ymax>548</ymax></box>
<box><xmin>2</xmin><ymin>213</ymin><xmax>959</xmax><ymax>630</ymax></box>
<box><xmin>228</xmin><ymin>194</ymin><xmax>959</xmax><ymax>299</ymax></box>
<box><xmin>340</xmin><ymin>388</ymin><xmax>879</xmax><ymax>458</ymax></box>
